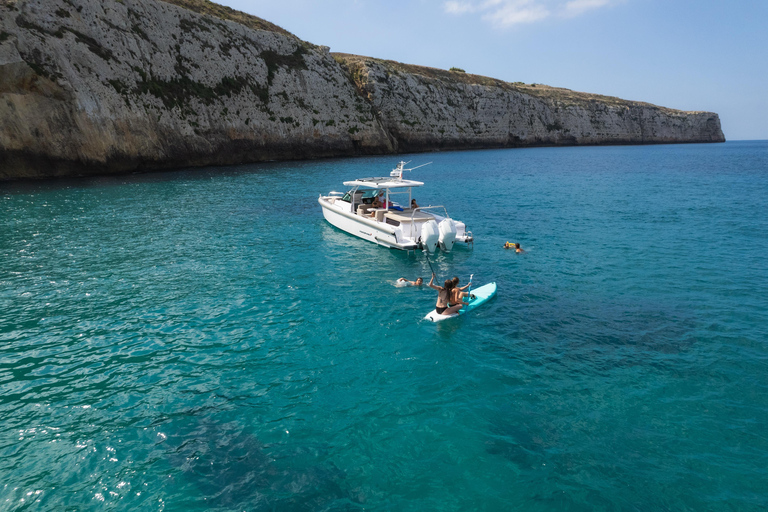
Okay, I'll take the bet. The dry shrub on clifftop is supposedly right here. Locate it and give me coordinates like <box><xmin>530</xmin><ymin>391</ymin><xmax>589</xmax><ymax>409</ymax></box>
<box><xmin>159</xmin><ymin>0</ymin><xmax>296</xmax><ymax>38</ymax></box>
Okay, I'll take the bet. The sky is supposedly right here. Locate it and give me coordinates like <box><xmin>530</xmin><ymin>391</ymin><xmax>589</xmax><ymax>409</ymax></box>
<box><xmin>219</xmin><ymin>0</ymin><xmax>766</xmax><ymax>140</ymax></box>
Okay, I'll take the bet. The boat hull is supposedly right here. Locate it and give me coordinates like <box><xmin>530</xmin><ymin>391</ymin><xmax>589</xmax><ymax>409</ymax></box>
<box><xmin>318</xmin><ymin>196</ymin><xmax>417</xmax><ymax>250</ymax></box>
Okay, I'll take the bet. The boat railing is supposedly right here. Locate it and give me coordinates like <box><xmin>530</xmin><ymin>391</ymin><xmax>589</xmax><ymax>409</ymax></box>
<box><xmin>412</xmin><ymin>205</ymin><xmax>449</xmax><ymax>218</ymax></box>
<box><xmin>408</xmin><ymin>205</ymin><xmax>449</xmax><ymax>236</ymax></box>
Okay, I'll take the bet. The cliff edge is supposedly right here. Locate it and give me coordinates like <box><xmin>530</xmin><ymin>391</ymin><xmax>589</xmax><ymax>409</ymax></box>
<box><xmin>336</xmin><ymin>55</ymin><xmax>725</xmax><ymax>151</ymax></box>
<box><xmin>0</xmin><ymin>0</ymin><xmax>725</xmax><ymax>180</ymax></box>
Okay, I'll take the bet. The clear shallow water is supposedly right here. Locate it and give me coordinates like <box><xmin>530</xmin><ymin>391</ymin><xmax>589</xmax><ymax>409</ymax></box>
<box><xmin>1</xmin><ymin>141</ymin><xmax>767</xmax><ymax>511</ymax></box>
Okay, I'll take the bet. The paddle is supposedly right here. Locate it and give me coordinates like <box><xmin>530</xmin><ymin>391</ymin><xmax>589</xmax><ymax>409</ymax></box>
<box><xmin>424</xmin><ymin>250</ymin><xmax>440</xmax><ymax>316</ymax></box>
<box><xmin>423</xmin><ymin>249</ymin><xmax>436</xmax><ymax>276</ymax></box>
<box><xmin>464</xmin><ymin>273</ymin><xmax>474</xmax><ymax>312</ymax></box>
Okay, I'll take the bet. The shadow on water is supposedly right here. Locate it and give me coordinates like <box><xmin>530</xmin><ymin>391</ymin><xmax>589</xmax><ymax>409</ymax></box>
<box><xmin>163</xmin><ymin>415</ymin><xmax>361</xmax><ymax>511</ymax></box>
<box><xmin>481</xmin><ymin>391</ymin><xmax>563</xmax><ymax>474</ymax></box>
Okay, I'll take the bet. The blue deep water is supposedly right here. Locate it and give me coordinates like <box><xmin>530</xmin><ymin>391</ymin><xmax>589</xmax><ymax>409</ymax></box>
<box><xmin>1</xmin><ymin>141</ymin><xmax>767</xmax><ymax>511</ymax></box>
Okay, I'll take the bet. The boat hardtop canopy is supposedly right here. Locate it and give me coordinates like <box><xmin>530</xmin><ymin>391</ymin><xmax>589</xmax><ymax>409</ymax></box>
<box><xmin>342</xmin><ymin>177</ymin><xmax>424</xmax><ymax>189</ymax></box>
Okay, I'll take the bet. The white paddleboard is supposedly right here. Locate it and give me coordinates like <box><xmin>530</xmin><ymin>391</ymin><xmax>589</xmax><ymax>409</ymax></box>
<box><xmin>425</xmin><ymin>282</ymin><xmax>497</xmax><ymax>322</ymax></box>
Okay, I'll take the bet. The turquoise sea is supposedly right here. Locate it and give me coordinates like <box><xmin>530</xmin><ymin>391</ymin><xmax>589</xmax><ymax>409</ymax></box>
<box><xmin>1</xmin><ymin>141</ymin><xmax>767</xmax><ymax>511</ymax></box>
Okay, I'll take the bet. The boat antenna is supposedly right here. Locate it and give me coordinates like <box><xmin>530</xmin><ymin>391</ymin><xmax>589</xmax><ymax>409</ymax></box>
<box><xmin>392</xmin><ymin>161</ymin><xmax>432</xmax><ymax>179</ymax></box>
<box><xmin>403</xmin><ymin>162</ymin><xmax>432</xmax><ymax>173</ymax></box>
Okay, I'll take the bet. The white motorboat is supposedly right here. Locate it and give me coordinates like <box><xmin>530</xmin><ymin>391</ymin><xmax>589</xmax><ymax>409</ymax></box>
<box><xmin>318</xmin><ymin>161</ymin><xmax>473</xmax><ymax>252</ymax></box>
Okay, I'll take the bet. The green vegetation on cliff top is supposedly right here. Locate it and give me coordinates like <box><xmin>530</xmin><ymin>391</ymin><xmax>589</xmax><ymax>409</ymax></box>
<box><xmin>158</xmin><ymin>0</ymin><xmax>295</xmax><ymax>38</ymax></box>
<box><xmin>332</xmin><ymin>53</ymin><xmax>700</xmax><ymax>115</ymax></box>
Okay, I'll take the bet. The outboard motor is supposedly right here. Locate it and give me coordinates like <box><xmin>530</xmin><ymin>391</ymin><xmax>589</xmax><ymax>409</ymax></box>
<box><xmin>421</xmin><ymin>220</ymin><xmax>439</xmax><ymax>253</ymax></box>
<box><xmin>438</xmin><ymin>218</ymin><xmax>457</xmax><ymax>252</ymax></box>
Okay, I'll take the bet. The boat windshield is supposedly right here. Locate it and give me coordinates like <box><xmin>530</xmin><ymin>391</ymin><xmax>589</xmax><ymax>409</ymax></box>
<box><xmin>341</xmin><ymin>189</ymin><xmax>379</xmax><ymax>203</ymax></box>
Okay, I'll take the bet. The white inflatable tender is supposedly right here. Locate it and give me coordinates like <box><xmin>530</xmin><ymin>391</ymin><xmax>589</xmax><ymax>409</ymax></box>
<box><xmin>438</xmin><ymin>218</ymin><xmax>457</xmax><ymax>252</ymax></box>
<box><xmin>421</xmin><ymin>219</ymin><xmax>439</xmax><ymax>253</ymax></box>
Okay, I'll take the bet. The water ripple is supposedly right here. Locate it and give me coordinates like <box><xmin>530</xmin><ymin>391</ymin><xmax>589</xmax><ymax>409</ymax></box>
<box><xmin>2</xmin><ymin>143</ymin><xmax>768</xmax><ymax>510</ymax></box>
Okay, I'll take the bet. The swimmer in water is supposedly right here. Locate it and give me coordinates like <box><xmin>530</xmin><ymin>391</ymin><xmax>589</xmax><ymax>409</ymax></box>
<box><xmin>396</xmin><ymin>277</ymin><xmax>423</xmax><ymax>287</ymax></box>
<box><xmin>504</xmin><ymin>242</ymin><xmax>525</xmax><ymax>253</ymax></box>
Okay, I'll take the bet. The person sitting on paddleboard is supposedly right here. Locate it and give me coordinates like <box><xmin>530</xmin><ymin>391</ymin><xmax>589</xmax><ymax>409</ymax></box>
<box><xmin>397</xmin><ymin>277</ymin><xmax>423</xmax><ymax>287</ymax></box>
<box><xmin>449</xmin><ymin>276</ymin><xmax>473</xmax><ymax>306</ymax></box>
<box><xmin>451</xmin><ymin>276</ymin><xmax>471</xmax><ymax>292</ymax></box>
<box><xmin>428</xmin><ymin>273</ymin><xmax>467</xmax><ymax>316</ymax></box>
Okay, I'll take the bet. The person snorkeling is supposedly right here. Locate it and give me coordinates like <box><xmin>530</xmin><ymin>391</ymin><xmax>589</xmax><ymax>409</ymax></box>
<box><xmin>504</xmin><ymin>242</ymin><xmax>525</xmax><ymax>253</ymax></box>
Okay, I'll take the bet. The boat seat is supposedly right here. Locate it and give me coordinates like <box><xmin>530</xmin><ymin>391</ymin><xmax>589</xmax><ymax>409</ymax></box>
<box><xmin>357</xmin><ymin>205</ymin><xmax>371</xmax><ymax>216</ymax></box>
<box><xmin>384</xmin><ymin>210</ymin><xmax>434</xmax><ymax>223</ymax></box>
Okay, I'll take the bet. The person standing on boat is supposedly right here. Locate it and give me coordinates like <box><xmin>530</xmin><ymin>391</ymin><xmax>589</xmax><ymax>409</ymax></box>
<box><xmin>428</xmin><ymin>273</ymin><xmax>467</xmax><ymax>315</ymax></box>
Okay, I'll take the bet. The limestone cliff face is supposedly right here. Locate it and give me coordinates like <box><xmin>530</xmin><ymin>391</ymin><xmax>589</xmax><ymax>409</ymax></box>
<box><xmin>0</xmin><ymin>0</ymin><xmax>724</xmax><ymax>180</ymax></box>
<box><xmin>336</xmin><ymin>55</ymin><xmax>725</xmax><ymax>151</ymax></box>
<box><xmin>0</xmin><ymin>0</ymin><xmax>392</xmax><ymax>179</ymax></box>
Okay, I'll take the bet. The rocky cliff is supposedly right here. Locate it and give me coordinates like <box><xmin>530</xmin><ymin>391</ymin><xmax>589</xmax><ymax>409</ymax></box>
<box><xmin>337</xmin><ymin>55</ymin><xmax>725</xmax><ymax>151</ymax></box>
<box><xmin>0</xmin><ymin>0</ymin><xmax>724</xmax><ymax>180</ymax></box>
